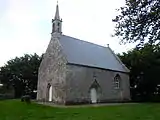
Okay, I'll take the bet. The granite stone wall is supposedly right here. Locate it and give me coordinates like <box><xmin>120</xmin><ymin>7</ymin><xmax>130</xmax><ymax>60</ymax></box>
<box><xmin>37</xmin><ymin>34</ymin><xmax>67</xmax><ymax>104</ymax></box>
<box><xmin>65</xmin><ymin>64</ymin><xmax>130</xmax><ymax>104</ymax></box>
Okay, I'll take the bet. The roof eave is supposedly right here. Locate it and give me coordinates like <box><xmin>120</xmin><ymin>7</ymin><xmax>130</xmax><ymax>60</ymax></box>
<box><xmin>67</xmin><ymin>62</ymin><xmax>129</xmax><ymax>74</ymax></box>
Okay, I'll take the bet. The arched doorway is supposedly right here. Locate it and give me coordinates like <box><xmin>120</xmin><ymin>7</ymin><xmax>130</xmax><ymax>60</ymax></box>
<box><xmin>89</xmin><ymin>80</ymin><xmax>101</xmax><ymax>104</ymax></box>
<box><xmin>49</xmin><ymin>85</ymin><xmax>52</xmax><ymax>101</ymax></box>
<box><xmin>90</xmin><ymin>88</ymin><xmax>97</xmax><ymax>103</ymax></box>
<box><xmin>47</xmin><ymin>83</ymin><xmax>52</xmax><ymax>102</ymax></box>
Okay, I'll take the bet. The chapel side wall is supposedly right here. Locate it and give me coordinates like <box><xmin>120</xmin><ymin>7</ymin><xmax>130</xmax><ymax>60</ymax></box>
<box><xmin>37</xmin><ymin>35</ymin><xmax>67</xmax><ymax>104</ymax></box>
<box><xmin>65</xmin><ymin>64</ymin><xmax>130</xmax><ymax>104</ymax></box>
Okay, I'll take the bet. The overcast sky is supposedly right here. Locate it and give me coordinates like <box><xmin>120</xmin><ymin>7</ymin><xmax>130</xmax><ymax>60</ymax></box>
<box><xmin>0</xmin><ymin>0</ymin><xmax>136</xmax><ymax>67</ymax></box>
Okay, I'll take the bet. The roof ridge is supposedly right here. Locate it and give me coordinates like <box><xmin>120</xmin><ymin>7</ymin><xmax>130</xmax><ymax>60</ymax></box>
<box><xmin>62</xmin><ymin>34</ymin><xmax>109</xmax><ymax>49</ymax></box>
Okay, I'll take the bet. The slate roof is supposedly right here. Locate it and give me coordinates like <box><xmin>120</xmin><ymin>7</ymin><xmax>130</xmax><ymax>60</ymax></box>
<box><xmin>59</xmin><ymin>35</ymin><xmax>129</xmax><ymax>73</ymax></box>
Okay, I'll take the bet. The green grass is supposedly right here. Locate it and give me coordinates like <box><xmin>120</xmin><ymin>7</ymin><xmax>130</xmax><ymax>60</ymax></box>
<box><xmin>0</xmin><ymin>100</ymin><xmax>160</xmax><ymax>120</ymax></box>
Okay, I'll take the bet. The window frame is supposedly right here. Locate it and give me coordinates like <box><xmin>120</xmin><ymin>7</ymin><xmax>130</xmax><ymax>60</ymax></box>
<box><xmin>113</xmin><ymin>75</ymin><xmax>120</xmax><ymax>89</ymax></box>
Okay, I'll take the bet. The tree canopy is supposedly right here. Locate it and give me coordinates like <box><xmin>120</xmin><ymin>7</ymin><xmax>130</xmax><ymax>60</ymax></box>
<box><xmin>118</xmin><ymin>43</ymin><xmax>160</xmax><ymax>101</ymax></box>
<box><xmin>113</xmin><ymin>0</ymin><xmax>160</xmax><ymax>45</ymax></box>
<box><xmin>0</xmin><ymin>53</ymin><xmax>42</xmax><ymax>98</ymax></box>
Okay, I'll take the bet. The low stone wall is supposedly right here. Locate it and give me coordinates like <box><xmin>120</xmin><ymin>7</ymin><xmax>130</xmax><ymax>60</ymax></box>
<box><xmin>0</xmin><ymin>94</ymin><xmax>14</xmax><ymax>100</ymax></box>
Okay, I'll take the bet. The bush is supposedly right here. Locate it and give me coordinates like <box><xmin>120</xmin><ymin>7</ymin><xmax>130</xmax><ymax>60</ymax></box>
<box><xmin>21</xmin><ymin>95</ymin><xmax>31</xmax><ymax>103</ymax></box>
<box><xmin>0</xmin><ymin>94</ymin><xmax>14</xmax><ymax>100</ymax></box>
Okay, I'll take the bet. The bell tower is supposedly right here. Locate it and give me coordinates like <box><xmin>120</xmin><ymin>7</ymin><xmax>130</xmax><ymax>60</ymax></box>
<box><xmin>52</xmin><ymin>2</ymin><xmax>62</xmax><ymax>35</ymax></box>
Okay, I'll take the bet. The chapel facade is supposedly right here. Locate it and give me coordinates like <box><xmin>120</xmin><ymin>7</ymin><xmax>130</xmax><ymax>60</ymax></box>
<box><xmin>37</xmin><ymin>3</ymin><xmax>131</xmax><ymax>105</ymax></box>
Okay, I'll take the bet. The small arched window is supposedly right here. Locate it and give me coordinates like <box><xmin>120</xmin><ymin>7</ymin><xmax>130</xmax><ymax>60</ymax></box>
<box><xmin>52</xmin><ymin>23</ymin><xmax>55</xmax><ymax>33</ymax></box>
<box><xmin>114</xmin><ymin>74</ymin><xmax>121</xmax><ymax>89</ymax></box>
<box><xmin>58</xmin><ymin>22</ymin><xmax>60</xmax><ymax>26</ymax></box>
<box><xmin>57</xmin><ymin>23</ymin><xmax>60</xmax><ymax>32</ymax></box>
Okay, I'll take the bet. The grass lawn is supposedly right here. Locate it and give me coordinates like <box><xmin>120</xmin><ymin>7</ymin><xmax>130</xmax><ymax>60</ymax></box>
<box><xmin>0</xmin><ymin>100</ymin><xmax>160</xmax><ymax>120</ymax></box>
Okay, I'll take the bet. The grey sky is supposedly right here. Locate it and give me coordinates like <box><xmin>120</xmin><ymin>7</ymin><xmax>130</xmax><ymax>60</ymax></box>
<box><xmin>0</xmin><ymin>0</ymin><xmax>135</xmax><ymax>67</ymax></box>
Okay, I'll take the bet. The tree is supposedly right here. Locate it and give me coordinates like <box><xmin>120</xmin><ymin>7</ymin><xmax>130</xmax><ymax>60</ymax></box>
<box><xmin>118</xmin><ymin>43</ymin><xmax>160</xmax><ymax>101</ymax></box>
<box><xmin>113</xmin><ymin>0</ymin><xmax>160</xmax><ymax>45</ymax></box>
<box><xmin>0</xmin><ymin>53</ymin><xmax>42</xmax><ymax>98</ymax></box>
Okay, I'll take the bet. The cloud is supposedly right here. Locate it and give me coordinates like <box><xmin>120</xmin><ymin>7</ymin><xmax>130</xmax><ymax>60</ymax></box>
<box><xmin>0</xmin><ymin>0</ymin><xmax>136</xmax><ymax>66</ymax></box>
<box><xmin>0</xmin><ymin>0</ymin><xmax>50</xmax><ymax>66</ymax></box>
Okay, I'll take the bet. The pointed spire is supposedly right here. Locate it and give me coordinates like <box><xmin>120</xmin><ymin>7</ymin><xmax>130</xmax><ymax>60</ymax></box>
<box><xmin>54</xmin><ymin>1</ymin><xmax>60</xmax><ymax>20</ymax></box>
<box><xmin>52</xmin><ymin>1</ymin><xmax>62</xmax><ymax>34</ymax></box>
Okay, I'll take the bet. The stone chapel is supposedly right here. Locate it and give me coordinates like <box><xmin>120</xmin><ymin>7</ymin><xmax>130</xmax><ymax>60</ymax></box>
<box><xmin>37</xmin><ymin>3</ymin><xmax>131</xmax><ymax>105</ymax></box>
